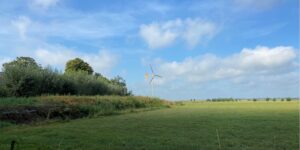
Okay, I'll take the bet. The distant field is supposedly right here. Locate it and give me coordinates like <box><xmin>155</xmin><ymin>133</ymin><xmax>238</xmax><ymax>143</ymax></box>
<box><xmin>0</xmin><ymin>101</ymin><xmax>298</xmax><ymax>150</ymax></box>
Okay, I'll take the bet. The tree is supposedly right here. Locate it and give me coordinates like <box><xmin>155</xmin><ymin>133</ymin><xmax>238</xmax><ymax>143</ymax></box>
<box><xmin>3</xmin><ymin>57</ymin><xmax>40</xmax><ymax>69</ymax></box>
<box><xmin>111</xmin><ymin>76</ymin><xmax>132</xmax><ymax>96</ymax></box>
<box><xmin>266</xmin><ymin>98</ymin><xmax>270</xmax><ymax>101</ymax></box>
<box><xmin>65</xmin><ymin>58</ymin><xmax>93</xmax><ymax>74</ymax></box>
<box><xmin>2</xmin><ymin>57</ymin><xmax>42</xmax><ymax>96</ymax></box>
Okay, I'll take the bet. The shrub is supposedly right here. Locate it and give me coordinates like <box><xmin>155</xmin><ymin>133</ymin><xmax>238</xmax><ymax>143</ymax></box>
<box><xmin>0</xmin><ymin>57</ymin><xmax>132</xmax><ymax>97</ymax></box>
<box><xmin>286</xmin><ymin>97</ymin><xmax>292</xmax><ymax>101</ymax></box>
<box><xmin>2</xmin><ymin>64</ymin><xmax>41</xmax><ymax>96</ymax></box>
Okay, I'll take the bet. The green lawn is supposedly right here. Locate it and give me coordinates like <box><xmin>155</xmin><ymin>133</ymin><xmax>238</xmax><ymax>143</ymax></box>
<box><xmin>0</xmin><ymin>101</ymin><xmax>298</xmax><ymax>150</ymax></box>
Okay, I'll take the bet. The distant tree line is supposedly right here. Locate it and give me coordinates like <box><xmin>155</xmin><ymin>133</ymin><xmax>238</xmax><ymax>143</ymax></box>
<box><xmin>206</xmin><ymin>98</ymin><xmax>238</xmax><ymax>102</ymax></box>
<box><xmin>0</xmin><ymin>57</ymin><xmax>132</xmax><ymax>97</ymax></box>
<box><xmin>205</xmin><ymin>97</ymin><xmax>294</xmax><ymax>102</ymax></box>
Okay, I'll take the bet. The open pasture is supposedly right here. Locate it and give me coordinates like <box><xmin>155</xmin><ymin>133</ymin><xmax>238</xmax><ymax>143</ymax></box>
<box><xmin>0</xmin><ymin>101</ymin><xmax>298</xmax><ymax>150</ymax></box>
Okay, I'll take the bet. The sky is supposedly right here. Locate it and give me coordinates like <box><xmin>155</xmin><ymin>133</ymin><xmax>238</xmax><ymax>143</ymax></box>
<box><xmin>0</xmin><ymin>0</ymin><xmax>298</xmax><ymax>100</ymax></box>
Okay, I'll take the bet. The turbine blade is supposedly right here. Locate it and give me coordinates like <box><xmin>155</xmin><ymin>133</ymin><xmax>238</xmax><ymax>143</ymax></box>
<box><xmin>154</xmin><ymin>75</ymin><xmax>162</xmax><ymax>78</ymax></box>
<box><xmin>150</xmin><ymin>64</ymin><xmax>154</xmax><ymax>73</ymax></box>
<box><xmin>149</xmin><ymin>77</ymin><xmax>154</xmax><ymax>84</ymax></box>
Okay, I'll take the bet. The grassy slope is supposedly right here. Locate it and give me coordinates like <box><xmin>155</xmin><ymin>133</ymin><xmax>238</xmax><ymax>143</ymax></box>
<box><xmin>0</xmin><ymin>96</ymin><xmax>170</xmax><ymax>125</ymax></box>
<box><xmin>0</xmin><ymin>101</ymin><xmax>298</xmax><ymax>150</ymax></box>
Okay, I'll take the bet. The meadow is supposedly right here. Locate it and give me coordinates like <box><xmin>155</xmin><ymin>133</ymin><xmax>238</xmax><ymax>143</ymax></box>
<box><xmin>0</xmin><ymin>100</ymin><xmax>298</xmax><ymax>150</ymax></box>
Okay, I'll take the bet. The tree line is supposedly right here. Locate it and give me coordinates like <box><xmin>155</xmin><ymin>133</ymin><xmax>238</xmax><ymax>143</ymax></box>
<box><xmin>0</xmin><ymin>57</ymin><xmax>132</xmax><ymax>97</ymax></box>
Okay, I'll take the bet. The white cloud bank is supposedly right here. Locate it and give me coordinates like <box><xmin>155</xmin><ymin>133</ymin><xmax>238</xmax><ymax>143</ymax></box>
<box><xmin>139</xmin><ymin>18</ymin><xmax>217</xmax><ymax>49</ymax></box>
<box><xmin>35</xmin><ymin>47</ymin><xmax>118</xmax><ymax>75</ymax></box>
<box><xmin>156</xmin><ymin>46</ymin><xmax>297</xmax><ymax>84</ymax></box>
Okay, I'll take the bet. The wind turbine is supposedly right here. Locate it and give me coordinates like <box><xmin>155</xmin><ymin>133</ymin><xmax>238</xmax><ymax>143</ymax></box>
<box><xmin>145</xmin><ymin>64</ymin><xmax>162</xmax><ymax>97</ymax></box>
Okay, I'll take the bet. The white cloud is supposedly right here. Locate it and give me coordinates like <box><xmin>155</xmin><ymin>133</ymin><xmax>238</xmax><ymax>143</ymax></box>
<box><xmin>83</xmin><ymin>51</ymin><xmax>118</xmax><ymax>74</ymax></box>
<box><xmin>183</xmin><ymin>19</ymin><xmax>217</xmax><ymax>47</ymax></box>
<box><xmin>233</xmin><ymin>0</ymin><xmax>280</xmax><ymax>11</ymax></box>
<box><xmin>156</xmin><ymin>46</ymin><xmax>297</xmax><ymax>84</ymax></box>
<box><xmin>35</xmin><ymin>47</ymin><xmax>118</xmax><ymax>75</ymax></box>
<box><xmin>8</xmin><ymin>12</ymin><xmax>135</xmax><ymax>42</ymax></box>
<box><xmin>133</xmin><ymin>45</ymin><xmax>298</xmax><ymax>99</ymax></box>
<box><xmin>139</xmin><ymin>19</ymin><xmax>181</xmax><ymax>49</ymax></box>
<box><xmin>30</xmin><ymin>0</ymin><xmax>59</xmax><ymax>9</ymax></box>
<box><xmin>139</xmin><ymin>18</ymin><xmax>217</xmax><ymax>49</ymax></box>
<box><xmin>11</xmin><ymin>16</ymin><xmax>31</xmax><ymax>40</ymax></box>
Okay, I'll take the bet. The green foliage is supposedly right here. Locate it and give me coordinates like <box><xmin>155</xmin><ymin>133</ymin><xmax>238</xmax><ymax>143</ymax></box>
<box><xmin>266</xmin><ymin>97</ymin><xmax>270</xmax><ymax>101</ymax></box>
<box><xmin>0</xmin><ymin>76</ymin><xmax>7</xmax><ymax>97</ymax></box>
<box><xmin>0</xmin><ymin>57</ymin><xmax>131</xmax><ymax>97</ymax></box>
<box><xmin>65</xmin><ymin>58</ymin><xmax>93</xmax><ymax>74</ymax></box>
<box><xmin>253</xmin><ymin>98</ymin><xmax>257</xmax><ymax>102</ymax></box>
<box><xmin>2</xmin><ymin>62</ymin><xmax>41</xmax><ymax>96</ymax></box>
<box><xmin>3</xmin><ymin>57</ymin><xmax>40</xmax><ymax>69</ymax></box>
<box><xmin>286</xmin><ymin>97</ymin><xmax>292</xmax><ymax>101</ymax></box>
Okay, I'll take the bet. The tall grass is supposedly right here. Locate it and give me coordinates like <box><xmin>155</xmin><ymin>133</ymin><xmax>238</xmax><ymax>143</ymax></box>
<box><xmin>0</xmin><ymin>96</ymin><xmax>171</xmax><ymax>123</ymax></box>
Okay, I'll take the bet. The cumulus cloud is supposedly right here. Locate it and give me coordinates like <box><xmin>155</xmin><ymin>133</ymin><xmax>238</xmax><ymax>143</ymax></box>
<box><xmin>139</xmin><ymin>19</ymin><xmax>181</xmax><ymax>49</ymax></box>
<box><xmin>183</xmin><ymin>19</ymin><xmax>217</xmax><ymax>47</ymax></box>
<box><xmin>11</xmin><ymin>16</ymin><xmax>31</xmax><ymax>40</ymax></box>
<box><xmin>139</xmin><ymin>18</ymin><xmax>217</xmax><ymax>49</ymax></box>
<box><xmin>35</xmin><ymin>47</ymin><xmax>118</xmax><ymax>75</ymax></box>
<box><xmin>30</xmin><ymin>0</ymin><xmax>59</xmax><ymax>9</ymax></box>
<box><xmin>233</xmin><ymin>0</ymin><xmax>280</xmax><ymax>11</ymax></box>
<box><xmin>156</xmin><ymin>46</ymin><xmax>297</xmax><ymax>84</ymax></box>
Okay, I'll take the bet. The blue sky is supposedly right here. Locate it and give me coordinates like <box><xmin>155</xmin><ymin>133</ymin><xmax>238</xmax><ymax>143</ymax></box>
<box><xmin>0</xmin><ymin>0</ymin><xmax>298</xmax><ymax>100</ymax></box>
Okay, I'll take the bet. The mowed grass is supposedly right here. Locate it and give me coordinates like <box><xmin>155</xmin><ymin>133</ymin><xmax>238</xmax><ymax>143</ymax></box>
<box><xmin>0</xmin><ymin>101</ymin><xmax>298</xmax><ymax>150</ymax></box>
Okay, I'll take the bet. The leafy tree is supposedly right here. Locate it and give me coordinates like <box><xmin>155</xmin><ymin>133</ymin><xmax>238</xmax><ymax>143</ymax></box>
<box><xmin>253</xmin><ymin>98</ymin><xmax>257</xmax><ymax>102</ymax></box>
<box><xmin>0</xmin><ymin>79</ymin><xmax>7</xmax><ymax>97</ymax></box>
<box><xmin>65</xmin><ymin>58</ymin><xmax>93</xmax><ymax>74</ymax></box>
<box><xmin>3</xmin><ymin>57</ymin><xmax>40</xmax><ymax>69</ymax></box>
<box><xmin>272</xmin><ymin>98</ymin><xmax>276</xmax><ymax>101</ymax></box>
<box><xmin>0</xmin><ymin>57</ymin><xmax>132</xmax><ymax>97</ymax></box>
<box><xmin>286</xmin><ymin>97</ymin><xmax>292</xmax><ymax>101</ymax></box>
<box><xmin>2</xmin><ymin>57</ymin><xmax>42</xmax><ymax>96</ymax></box>
<box><xmin>266</xmin><ymin>98</ymin><xmax>270</xmax><ymax>101</ymax></box>
<box><xmin>111</xmin><ymin>76</ymin><xmax>132</xmax><ymax>96</ymax></box>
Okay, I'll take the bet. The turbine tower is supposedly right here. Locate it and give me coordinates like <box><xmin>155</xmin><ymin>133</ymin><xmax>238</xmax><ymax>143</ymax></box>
<box><xmin>145</xmin><ymin>64</ymin><xmax>162</xmax><ymax>97</ymax></box>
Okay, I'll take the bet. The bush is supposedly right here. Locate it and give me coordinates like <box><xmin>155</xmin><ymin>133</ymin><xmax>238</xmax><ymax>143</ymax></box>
<box><xmin>0</xmin><ymin>85</ymin><xmax>8</xmax><ymax>97</ymax></box>
<box><xmin>286</xmin><ymin>97</ymin><xmax>292</xmax><ymax>101</ymax></box>
<box><xmin>2</xmin><ymin>65</ymin><xmax>41</xmax><ymax>97</ymax></box>
<box><xmin>0</xmin><ymin>57</ymin><xmax>132</xmax><ymax>97</ymax></box>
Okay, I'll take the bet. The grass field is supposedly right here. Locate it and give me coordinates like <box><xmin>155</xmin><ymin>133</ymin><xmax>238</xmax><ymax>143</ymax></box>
<box><xmin>0</xmin><ymin>101</ymin><xmax>298</xmax><ymax>150</ymax></box>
